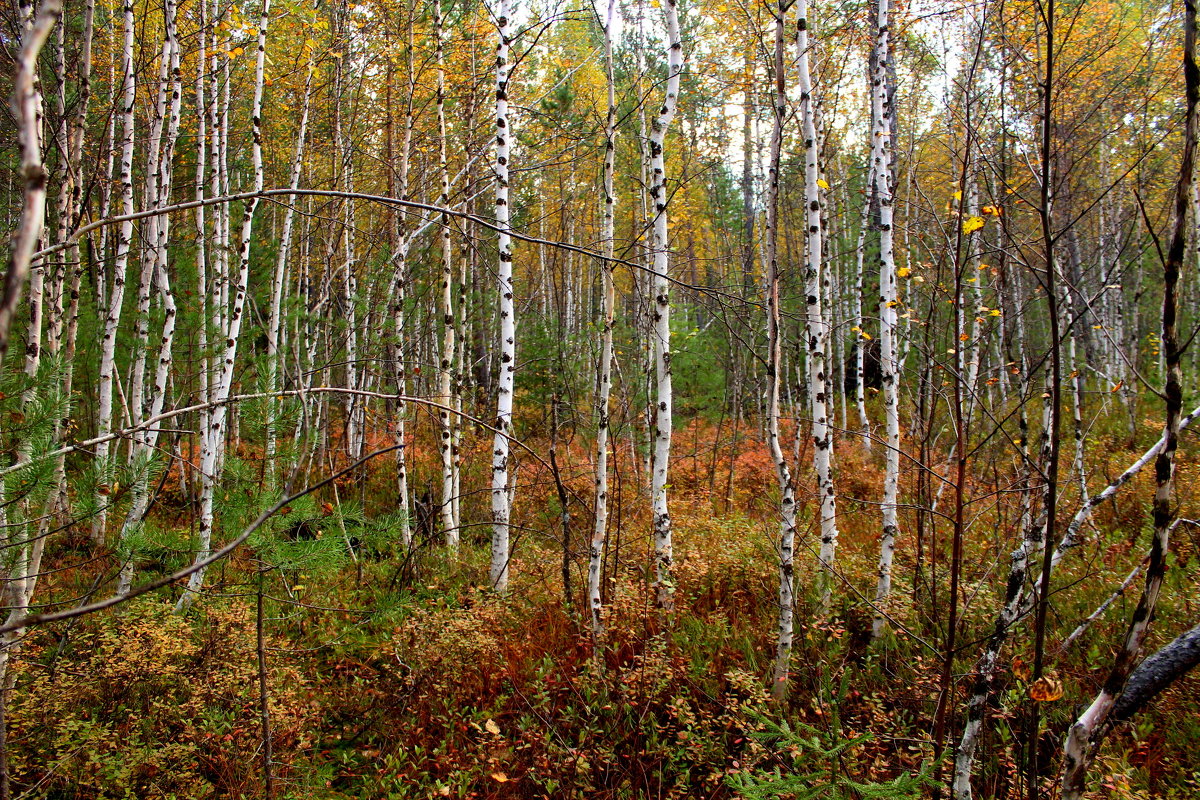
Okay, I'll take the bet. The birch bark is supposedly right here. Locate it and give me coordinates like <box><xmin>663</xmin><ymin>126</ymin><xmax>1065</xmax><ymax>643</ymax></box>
<box><xmin>179</xmin><ymin>0</ymin><xmax>271</xmax><ymax>608</ymax></box>
<box><xmin>869</xmin><ymin>0</ymin><xmax>900</xmax><ymax>636</ymax></box>
<box><xmin>1060</xmin><ymin>3</ymin><xmax>1195</xmax><ymax>792</ymax></box>
<box><xmin>490</xmin><ymin>0</ymin><xmax>516</xmax><ymax>591</ymax></box>
<box><xmin>587</xmin><ymin>0</ymin><xmax>618</xmax><ymax>636</ymax></box>
<box><xmin>92</xmin><ymin>0</ymin><xmax>137</xmax><ymax>543</ymax></box>
<box><xmin>648</xmin><ymin>0</ymin><xmax>683</xmax><ymax>610</ymax></box>
<box><xmin>799</xmin><ymin>0</ymin><xmax>838</xmax><ymax>613</ymax></box>
<box><xmin>435</xmin><ymin>0</ymin><xmax>458</xmax><ymax>549</ymax></box>
<box><xmin>767</xmin><ymin>0</ymin><xmax>798</xmax><ymax>700</ymax></box>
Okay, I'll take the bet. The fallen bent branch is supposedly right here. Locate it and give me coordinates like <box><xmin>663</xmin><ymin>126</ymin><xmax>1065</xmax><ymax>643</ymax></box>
<box><xmin>32</xmin><ymin>188</ymin><xmax>754</xmax><ymax>308</ymax></box>
<box><xmin>0</xmin><ymin>443</ymin><xmax>400</xmax><ymax>637</ymax></box>
<box><xmin>0</xmin><ymin>387</ymin><xmax>541</xmax><ymax>480</ymax></box>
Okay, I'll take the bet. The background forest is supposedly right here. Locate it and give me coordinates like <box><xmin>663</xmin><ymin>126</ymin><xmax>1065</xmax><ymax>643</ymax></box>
<box><xmin>0</xmin><ymin>0</ymin><xmax>1199</xmax><ymax>797</ymax></box>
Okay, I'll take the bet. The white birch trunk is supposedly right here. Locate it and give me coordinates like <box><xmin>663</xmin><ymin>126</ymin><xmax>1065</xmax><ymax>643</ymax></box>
<box><xmin>798</xmin><ymin>0</ymin><xmax>838</xmax><ymax>613</ymax></box>
<box><xmin>266</xmin><ymin>66</ymin><xmax>313</xmax><ymax>488</ymax></box>
<box><xmin>435</xmin><ymin>0</ymin><xmax>458</xmax><ymax>549</ymax></box>
<box><xmin>648</xmin><ymin>0</ymin><xmax>683</xmax><ymax>610</ymax></box>
<box><xmin>92</xmin><ymin>0</ymin><xmax>137</xmax><ymax>543</ymax></box>
<box><xmin>767</xmin><ymin>0</ymin><xmax>798</xmax><ymax>700</ymax></box>
<box><xmin>587</xmin><ymin>0</ymin><xmax>619</xmax><ymax>635</ymax></box>
<box><xmin>179</xmin><ymin>0</ymin><xmax>270</xmax><ymax>608</ymax></box>
<box><xmin>391</xmin><ymin>13</ymin><xmax>416</xmax><ymax>546</ymax></box>
<box><xmin>489</xmin><ymin>0</ymin><xmax>516</xmax><ymax>591</ymax></box>
<box><xmin>869</xmin><ymin>0</ymin><xmax>901</xmax><ymax>637</ymax></box>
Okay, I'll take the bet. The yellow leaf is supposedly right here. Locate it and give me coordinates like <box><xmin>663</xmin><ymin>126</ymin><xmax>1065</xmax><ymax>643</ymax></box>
<box><xmin>962</xmin><ymin>216</ymin><xmax>985</xmax><ymax>234</ymax></box>
<box><xmin>485</xmin><ymin>719</ymin><xmax>501</xmax><ymax>735</ymax></box>
<box><xmin>897</xmin><ymin>266</ymin><xmax>911</xmax><ymax>277</ymax></box>
<box><xmin>491</xmin><ymin>772</ymin><xmax>509</xmax><ymax>783</ymax></box>
<box><xmin>1029</xmin><ymin>675</ymin><xmax>1064</xmax><ymax>702</ymax></box>
<box><xmin>952</xmin><ymin>190</ymin><xmax>962</xmax><ymax>200</ymax></box>
<box><xmin>817</xmin><ymin>178</ymin><xmax>830</xmax><ymax>190</ymax></box>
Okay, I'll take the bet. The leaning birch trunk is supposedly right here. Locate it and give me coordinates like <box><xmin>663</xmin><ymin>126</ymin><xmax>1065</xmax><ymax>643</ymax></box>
<box><xmin>1060</xmin><ymin>3</ymin><xmax>1195</xmax><ymax>793</ymax></box>
<box><xmin>0</xmin><ymin>6</ymin><xmax>63</xmax><ymax>773</ymax></box>
<box><xmin>799</xmin><ymin>0</ymin><xmax>838</xmax><ymax>614</ymax></box>
<box><xmin>587</xmin><ymin>0</ymin><xmax>618</xmax><ymax>636</ymax></box>
<box><xmin>0</xmin><ymin>0</ymin><xmax>60</xmax><ymax>356</ymax></box>
<box><xmin>178</xmin><ymin>0</ymin><xmax>270</xmax><ymax>609</ymax></box>
<box><xmin>489</xmin><ymin>0</ymin><xmax>516</xmax><ymax>591</ymax></box>
<box><xmin>1044</xmin><ymin>402</ymin><xmax>1200</xmax><ymax>573</ymax></box>
<box><xmin>435</xmin><ymin>0</ymin><xmax>458</xmax><ymax>549</ymax></box>
<box><xmin>766</xmin><ymin>0</ymin><xmax>798</xmax><ymax>701</ymax></box>
<box><xmin>869</xmin><ymin>0</ymin><xmax>901</xmax><ymax>638</ymax></box>
<box><xmin>92</xmin><ymin>0</ymin><xmax>137</xmax><ymax>543</ymax></box>
<box><xmin>648</xmin><ymin>0</ymin><xmax>683</xmax><ymax>611</ymax></box>
<box><xmin>952</xmin><ymin>386</ymin><xmax>1055</xmax><ymax>799</ymax></box>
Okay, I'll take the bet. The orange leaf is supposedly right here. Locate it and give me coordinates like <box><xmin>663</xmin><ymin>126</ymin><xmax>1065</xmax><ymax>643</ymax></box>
<box><xmin>1029</xmin><ymin>676</ymin><xmax>1063</xmax><ymax>702</ymax></box>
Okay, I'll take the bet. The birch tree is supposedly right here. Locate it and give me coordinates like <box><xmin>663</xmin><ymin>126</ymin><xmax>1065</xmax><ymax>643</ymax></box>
<box><xmin>766</xmin><ymin>0</ymin><xmax>798</xmax><ymax>700</ymax></box>
<box><xmin>179</xmin><ymin>0</ymin><xmax>271</xmax><ymax>607</ymax></box>
<box><xmin>798</xmin><ymin>0</ymin><xmax>838</xmax><ymax>613</ymax></box>
<box><xmin>587</xmin><ymin>0</ymin><xmax>619</xmax><ymax>637</ymax></box>
<box><xmin>1060</xmin><ymin>2</ymin><xmax>1196</xmax><ymax>793</ymax></box>
<box><xmin>648</xmin><ymin>0</ymin><xmax>684</xmax><ymax>611</ymax></box>
<box><xmin>435</xmin><ymin>0</ymin><xmax>458</xmax><ymax>549</ymax></box>
<box><xmin>869</xmin><ymin>0</ymin><xmax>901</xmax><ymax>638</ymax></box>
<box><xmin>92</xmin><ymin>0</ymin><xmax>137</xmax><ymax>543</ymax></box>
<box><xmin>489</xmin><ymin>0</ymin><xmax>516</xmax><ymax>591</ymax></box>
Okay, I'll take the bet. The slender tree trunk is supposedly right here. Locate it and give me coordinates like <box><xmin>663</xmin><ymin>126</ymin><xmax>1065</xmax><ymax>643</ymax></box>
<box><xmin>648</xmin><ymin>0</ymin><xmax>683</xmax><ymax>611</ymax></box>
<box><xmin>767</xmin><ymin>0</ymin><xmax>798</xmax><ymax>701</ymax></box>
<box><xmin>435</xmin><ymin>0</ymin><xmax>458</xmax><ymax>549</ymax></box>
<box><xmin>587</xmin><ymin>0</ymin><xmax>619</xmax><ymax>637</ymax></box>
<box><xmin>0</xmin><ymin>6</ymin><xmax>63</xmax><ymax>790</ymax></box>
<box><xmin>92</xmin><ymin>0</ymin><xmax>137</xmax><ymax>543</ymax></box>
<box><xmin>179</xmin><ymin>0</ymin><xmax>271</xmax><ymax>609</ymax></box>
<box><xmin>391</xmin><ymin>4</ymin><xmax>416</xmax><ymax>546</ymax></box>
<box><xmin>1060</xmin><ymin>3</ymin><xmax>1195</xmax><ymax>793</ymax></box>
<box><xmin>490</xmin><ymin>0</ymin><xmax>516</xmax><ymax>591</ymax></box>
<box><xmin>870</xmin><ymin>0</ymin><xmax>899</xmax><ymax>635</ymax></box>
<box><xmin>266</xmin><ymin>66</ymin><xmax>313</xmax><ymax>489</ymax></box>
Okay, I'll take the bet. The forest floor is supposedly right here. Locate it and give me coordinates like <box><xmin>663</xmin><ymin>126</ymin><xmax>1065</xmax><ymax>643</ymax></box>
<box><xmin>7</xmin><ymin>416</ymin><xmax>1200</xmax><ymax>799</ymax></box>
